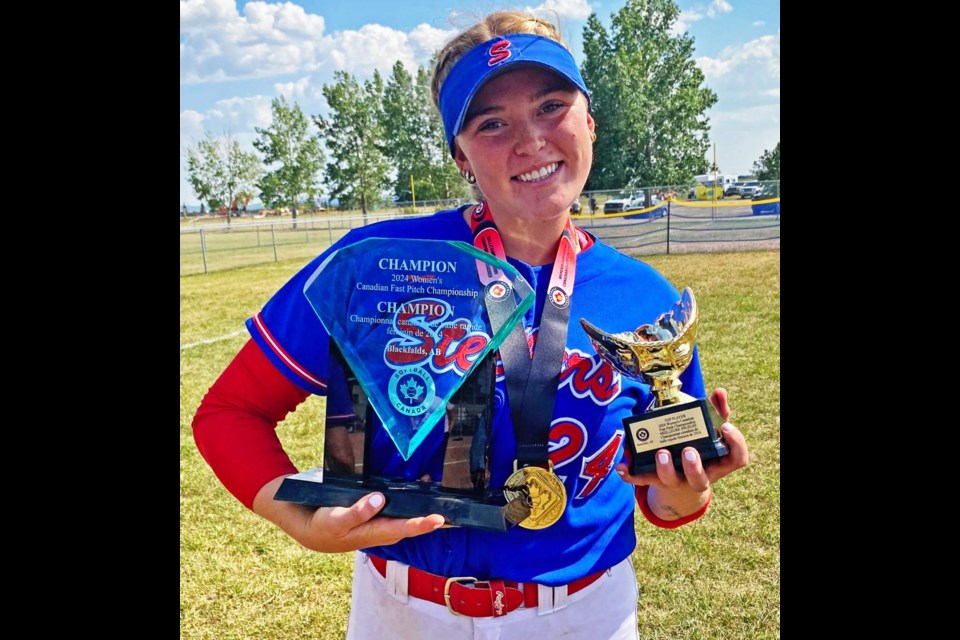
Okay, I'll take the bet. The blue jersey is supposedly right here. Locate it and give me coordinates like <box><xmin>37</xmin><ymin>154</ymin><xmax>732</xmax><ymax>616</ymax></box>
<box><xmin>247</xmin><ymin>208</ymin><xmax>705</xmax><ymax>586</ymax></box>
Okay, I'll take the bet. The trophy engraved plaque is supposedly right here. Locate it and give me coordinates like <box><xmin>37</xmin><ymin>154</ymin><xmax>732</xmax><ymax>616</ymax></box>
<box><xmin>274</xmin><ymin>238</ymin><xmax>535</xmax><ymax>532</ymax></box>
<box><xmin>580</xmin><ymin>288</ymin><xmax>728</xmax><ymax>475</ymax></box>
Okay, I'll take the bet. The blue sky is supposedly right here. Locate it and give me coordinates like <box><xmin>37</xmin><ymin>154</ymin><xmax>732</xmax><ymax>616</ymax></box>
<box><xmin>180</xmin><ymin>0</ymin><xmax>780</xmax><ymax>205</ymax></box>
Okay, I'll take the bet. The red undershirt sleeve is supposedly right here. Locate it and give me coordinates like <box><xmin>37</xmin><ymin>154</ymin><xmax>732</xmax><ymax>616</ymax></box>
<box><xmin>192</xmin><ymin>339</ymin><xmax>311</xmax><ymax>510</ymax></box>
<box><xmin>635</xmin><ymin>485</ymin><xmax>711</xmax><ymax>529</ymax></box>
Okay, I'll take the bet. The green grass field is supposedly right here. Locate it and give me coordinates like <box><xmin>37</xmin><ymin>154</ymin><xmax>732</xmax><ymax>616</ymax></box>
<box><xmin>180</xmin><ymin>250</ymin><xmax>780</xmax><ymax>639</ymax></box>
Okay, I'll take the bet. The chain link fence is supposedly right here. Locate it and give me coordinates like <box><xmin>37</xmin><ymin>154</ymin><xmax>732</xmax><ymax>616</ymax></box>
<box><xmin>572</xmin><ymin>181</ymin><xmax>780</xmax><ymax>255</ymax></box>
<box><xmin>179</xmin><ymin>213</ymin><xmax>422</xmax><ymax>275</ymax></box>
<box><xmin>180</xmin><ymin>183</ymin><xmax>779</xmax><ymax>275</ymax></box>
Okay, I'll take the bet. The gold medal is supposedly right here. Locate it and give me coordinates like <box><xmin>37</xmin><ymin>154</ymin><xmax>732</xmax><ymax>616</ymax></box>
<box><xmin>502</xmin><ymin>461</ymin><xmax>567</xmax><ymax>529</ymax></box>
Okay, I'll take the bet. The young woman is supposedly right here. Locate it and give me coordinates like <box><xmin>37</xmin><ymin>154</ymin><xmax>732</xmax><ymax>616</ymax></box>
<box><xmin>193</xmin><ymin>11</ymin><xmax>748</xmax><ymax>639</ymax></box>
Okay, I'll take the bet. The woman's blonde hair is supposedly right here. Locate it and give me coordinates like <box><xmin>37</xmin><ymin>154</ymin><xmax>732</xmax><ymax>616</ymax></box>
<box><xmin>431</xmin><ymin>11</ymin><xmax>566</xmax><ymax>109</ymax></box>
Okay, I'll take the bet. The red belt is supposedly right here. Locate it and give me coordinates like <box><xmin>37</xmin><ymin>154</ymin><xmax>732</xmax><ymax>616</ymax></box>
<box><xmin>368</xmin><ymin>555</ymin><xmax>605</xmax><ymax>617</ymax></box>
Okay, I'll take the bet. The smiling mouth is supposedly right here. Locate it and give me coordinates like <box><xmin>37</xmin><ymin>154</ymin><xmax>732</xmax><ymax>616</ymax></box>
<box><xmin>513</xmin><ymin>162</ymin><xmax>561</xmax><ymax>183</ymax></box>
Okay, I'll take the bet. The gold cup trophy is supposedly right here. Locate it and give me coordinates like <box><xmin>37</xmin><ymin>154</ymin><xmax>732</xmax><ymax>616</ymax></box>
<box><xmin>580</xmin><ymin>288</ymin><xmax>728</xmax><ymax>474</ymax></box>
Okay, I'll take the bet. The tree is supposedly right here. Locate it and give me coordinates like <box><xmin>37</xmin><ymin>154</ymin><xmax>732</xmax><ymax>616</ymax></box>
<box><xmin>752</xmin><ymin>142</ymin><xmax>780</xmax><ymax>181</ymax></box>
<box><xmin>316</xmin><ymin>71</ymin><xmax>391</xmax><ymax>215</ymax></box>
<box><xmin>234</xmin><ymin>151</ymin><xmax>262</xmax><ymax>212</ymax></box>
<box><xmin>185</xmin><ymin>132</ymin><xmax>262</xmax><ymax>224</ymax></box>
<box><xmin>382</xmin><ymin>61</ymin><xmax>425</xmax><ymax>200</ymax></box>
<box><xmin>380</xmin><ymin>61</ymin><xmax>463</xmax><ymax>203</ymax></box>
<box><xmin>186</xmin><ymin>135</ymin><xmax>222</xmax><ymax>211</ymax></box>
<box><xmin>417</xmin><ymin>65</ymin><xmax>463</xmax><ymax>201</ymax></box>
<box><xmin>254</xmin><ymin>96</ymin><xmax>324</xmax><ymax>221</ymax></box>
<box><xmin>581</xmin><ymin>0</ymin><xmax>717</xmax><ymax>190</ymax></box>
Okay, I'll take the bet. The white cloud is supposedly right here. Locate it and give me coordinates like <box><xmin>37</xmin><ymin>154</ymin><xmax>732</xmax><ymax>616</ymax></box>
<box><xmin>179</xmin><ymin>0</ymin><xmax>237</xmax><ymax>29</ymax></box>
<box><xmin>708</xmin><ymin>103</ymin><xmax>780</xmax><ymax>174</ymax></box>
<box><xmin>706</xmin><ymin>0</ymin><xmax>733</xmax><ymax>18</ymax></box>
<box><xmin>526</xmin><ymin>0</ymin><xmax>594</xmax><ymax>21</ymax></box>
<box><xmin>274</xmin><ymin>76</ymin><xmax>313</xmax><ymax>101</ymax></box>
<box><xmin>180</xmin><ymin>1</ymin><xmax>329</xmax><ymax>83</ymax></box>
<box><xmin>673</xmin><ymin>0</ymin><xmax>732</xmax><ymax>35</ymax></box>
<box><xmin>696</xmin><ymin>31</ymin><xmax>780</xmax><ymax>81</ymax></box>
<box><xmin>180</xmin><ymin>1</ymin><xmax>459</xmax><ymax>84</ymax></box>
<box><xmin>409</xmin><ymin>23</ymin><xmax>457</xmax><ymax>57</ymax></box>
<box><xmin>674</xmin><ymin>8</ymin><xmax>703</xmax><ymax>34</ymax></box>
<box><xmin>694</xmin><ymin>30</ymin><xmax>780</xmax><ymax>172</ymax></box>
<box><xmin>208</xmin><ymin>95</ymin><xmax>276</xmax><ymax>129</ymax></box>
<box><xmin>180</xmin><ymin>110</ymin><xmax>205</xmax><ymax>138</ymax></box>
<box><xmin>328</xmin><ymin>24</ymin><xmax>415</xmax><ymax>74</ymax></box>
<box><xmin>179</xmin><ymin>96</ymin><xmax>275</xmax><ymax>151</ymax></box>
<box><xmin>752</xmin><ymin>20</ymin><xmax>765</xmax><ymax>27</ymax></box>
<box><xmin>244</xmin><ymin>1</ymin><xmax>325</xmax><ymax>38</ymax></box>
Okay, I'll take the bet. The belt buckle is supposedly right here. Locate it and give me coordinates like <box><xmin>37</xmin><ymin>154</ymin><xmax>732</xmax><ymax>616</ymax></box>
<box><xmin>443</xmin><ymin>576</ymin><xmax>478</xmax><ymax>616</ymax></box>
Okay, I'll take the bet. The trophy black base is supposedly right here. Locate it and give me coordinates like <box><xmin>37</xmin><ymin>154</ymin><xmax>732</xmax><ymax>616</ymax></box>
<box><xmin>275</xmin><ymin>468</ymin><xmax>510</xmax><ymax>533</ymax></box>
<box><xmin>622</xmin><ymin>398</ymin><xmax>729</xmax><ymax>475</ymax></box>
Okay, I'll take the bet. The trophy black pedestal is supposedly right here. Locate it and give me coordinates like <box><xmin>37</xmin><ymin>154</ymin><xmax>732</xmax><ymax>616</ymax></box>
<box><xmin>622</xmin><ymin>397</ymin><xmax>729</xmax><ymax>475</ymax></box>
<box><xmin>269</xmin><ymin>237</ymin><xmax>537</xmax><ymax>534</ymax></box>
<box><xmin>275</xmin><ymin>471</ymin><xmax>509</xmax><ymax>533</ymax></box>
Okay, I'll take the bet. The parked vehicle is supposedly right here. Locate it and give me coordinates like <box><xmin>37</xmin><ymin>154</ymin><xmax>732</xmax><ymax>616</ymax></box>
<box><xmin>694</xmin><ymin>173</ymin><xmax>737</xmax><ymax>193</ymax></box>
<box><xmin>604</xmin><ymin>192</ymin><xmax>645</xmax><ymax>213</ymax></box>
<box><xmin>739</xmin><ymin>181</ymin><xmax>762</xmax><ymax>198</ymax></box>
<box><xmin>752</xmin><ymin>184</ymin><xmax>778</xmax><ymax>200</ymax></box>
<box><xmin>570</xmin><ymin>200</ymin><xmax>581</xmax><ymax>213</ymax></box>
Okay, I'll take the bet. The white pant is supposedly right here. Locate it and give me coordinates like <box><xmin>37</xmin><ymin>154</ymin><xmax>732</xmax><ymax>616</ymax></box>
<box><xmin>346</xmin><ymin>553</ymin><xmax>639</xmax><ymax>640</ymax></box>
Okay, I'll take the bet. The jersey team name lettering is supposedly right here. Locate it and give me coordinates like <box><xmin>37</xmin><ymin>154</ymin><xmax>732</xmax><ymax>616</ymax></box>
<box><xmin>378</xmin><ymin>258</ymin><xmax>458</xmax><ymax>273</ymax></box>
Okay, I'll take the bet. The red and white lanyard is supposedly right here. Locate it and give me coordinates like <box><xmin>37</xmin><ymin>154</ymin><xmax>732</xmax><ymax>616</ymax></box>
<box><xmin>469</xmin><ymin>202</ymin><xmax>580</xmax><ymax>467</ymax></box>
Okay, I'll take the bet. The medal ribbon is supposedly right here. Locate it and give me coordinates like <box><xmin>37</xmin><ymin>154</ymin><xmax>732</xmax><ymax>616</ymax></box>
<box><xmin>470</xmin><ymin>202</ymin><xmax>579</xmax><ymax>467</ymax></box>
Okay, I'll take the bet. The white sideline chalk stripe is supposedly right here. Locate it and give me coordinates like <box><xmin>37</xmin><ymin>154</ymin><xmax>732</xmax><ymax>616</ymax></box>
<box><xmin>180</xmin><ymin>329</ymin><xmax>245</xmax><ymax>351</ymax></box>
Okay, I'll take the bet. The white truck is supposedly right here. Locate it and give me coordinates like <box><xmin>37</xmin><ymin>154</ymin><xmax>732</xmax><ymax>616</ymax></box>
<box><xmin>603</xmin><ymin>192</ymin><xmax>645</xmax><ymax>213</ymax></box>
<box><xmin>737</xmin><ymin>181</ymin><xmax>762</xmax><ymax>198</ymax></box>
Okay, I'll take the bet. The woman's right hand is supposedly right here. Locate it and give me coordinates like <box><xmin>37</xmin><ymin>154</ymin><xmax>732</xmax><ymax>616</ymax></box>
<box><xmin>253</xmin><ymin>476</ymin><xmax>445</xmax><ymax>553</ymax></box>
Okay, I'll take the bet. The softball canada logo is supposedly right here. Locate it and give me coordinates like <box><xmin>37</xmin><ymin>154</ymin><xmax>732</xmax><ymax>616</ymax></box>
<box><xmin>485</xmin><ymin>280</ymin><xmax>511</xmax><ymax>301</ymax></box>
<box><xmin>388</xmin><ymin>367</ymin><xmax>436</xmax><ymax>416</ymax></box>
<box><xmin>548</xmin><ymin>286</ymin><xmax>569</xmax><ymax>309</ymax></box>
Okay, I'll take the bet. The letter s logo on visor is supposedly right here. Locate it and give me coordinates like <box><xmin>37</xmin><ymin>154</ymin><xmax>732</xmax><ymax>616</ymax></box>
<box><xmin>488</xmin><ymin>39</ymin><xmax>511</xmax><ymax>66</ymax></box>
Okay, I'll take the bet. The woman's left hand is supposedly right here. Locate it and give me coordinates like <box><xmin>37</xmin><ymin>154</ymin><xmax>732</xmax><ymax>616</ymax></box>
<box><xmin>614</xmin><ymin>388</ymin><xmax>749</xmax><ymax>521</ymax></box>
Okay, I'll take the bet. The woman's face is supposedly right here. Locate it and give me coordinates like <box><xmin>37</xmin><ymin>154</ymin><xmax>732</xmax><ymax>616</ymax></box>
<box><xmin>453</xmin><ymin>66</ymin><xmax>594</xmax><ymax>224</ymax></box>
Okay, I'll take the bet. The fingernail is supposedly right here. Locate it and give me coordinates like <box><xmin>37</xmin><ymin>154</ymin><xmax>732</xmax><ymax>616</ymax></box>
<box><xmin>432</xmin><ymin>521</ymin><xmax>444</xmax><ymax>531</ymax></box>
<box><xmin>721</xmin><ymin>423</ymin><xmax>732</xmax><ymax>433</ymax></box>
<box><xmin>684</xmin><ymin>450</ymin><xmax>697</xmax><ymax>462</ymax></box>
<box><xmin>369</xmin><ymin>494</ymin><xmax>384</xmax><ymax>508</ymax></box>
<box><xmin>616</xmin><ymin>469</ymin><xmax>626</xmax><ymax>476</ymax></box>
<box><xmin>657</xmin><ymin>453</ymin><xmax>669</xmax><ymax>465</ymax></box>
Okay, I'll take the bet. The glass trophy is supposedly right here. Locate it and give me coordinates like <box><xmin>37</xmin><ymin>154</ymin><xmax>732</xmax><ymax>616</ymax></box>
<box><xmin>580</xmin><ymin>288</ymin><xmax>729</xmax><ymax>475</ymax></box>
<box><xmin>274</xmin><ymin>238</ymin><xmax>534</xmax><ymax>532</ymax></box>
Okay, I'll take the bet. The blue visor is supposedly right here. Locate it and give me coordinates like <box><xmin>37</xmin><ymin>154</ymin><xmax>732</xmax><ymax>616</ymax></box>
<box><xmin>438</xmin><ymin>33</ymin><xmax>591</xmax><ymax>157</ymax></box>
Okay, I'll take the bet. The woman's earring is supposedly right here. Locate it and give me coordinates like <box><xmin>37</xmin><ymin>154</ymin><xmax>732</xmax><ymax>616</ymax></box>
<box><xmin>589</xmin><ymin>130</ymin><xmax>597</xmax><ymax>143</ymax></box>
<box><xmin>461</xmin><ymin>169</ymin><xmax>477</xmax><ymax>184</ymax></box>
